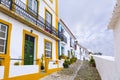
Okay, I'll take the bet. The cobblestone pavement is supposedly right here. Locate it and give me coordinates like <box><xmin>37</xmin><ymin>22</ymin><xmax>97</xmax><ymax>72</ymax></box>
<box><xmin>40</xmin><ymin>60</ymin><xmax>81</xmax><ymax>80</ymax></box>
<box><xmin>40</xmin><ymin>60</ymin><xmax>101</xmax><ymax>80</ymax></box>
<box><xmin>74</xmin><ymin>61</ymin><xmax>101</xmax><ymax>80</ymax></box>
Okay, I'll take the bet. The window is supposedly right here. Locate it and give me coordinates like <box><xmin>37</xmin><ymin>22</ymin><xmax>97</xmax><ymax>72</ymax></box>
<box><xmin>45</xmin><ymin>9</ymin><xmax>52</xmax><ymax>32</ymax></box>
<box><xmin>61</xmin><ymin>28</ymin><xmax>64</xmax><ymax>34</ymax></box>
<box><xmin>28</xmin><ymin>0</ymin><xmax>38</xmax><ymax>15</ymax></box>
<box><xmin>68</xmin><ymin>50</ymin><xmax>70</xmax><ymax>58</ymax></box>
<box><xmin>0</xmin><ymin>23</ymin><xmax>8</xmax><ymax>54</ymax></box>
<box><xmin>46</xmin><ymin>11</ymin><xmax>52</xmax><ymax>24</ymax></box>
<box><xmin>61</xmin><ymin>46</ymin><xmax>64</xmax><ymax>54</ymax></box>
<box><xmin>71</xmin><ymin>49</ymin><xmax>74</xmax><ymax>56</ymax></box>
<box><xmin>45</xmin><ymin>40</ymin><xmax>52</xmax><ymax>58</ymax></box>
<box><xmin>70</xmin><ymin>37</ymin><xmax>74</xmax><ymax>48</ymax></box>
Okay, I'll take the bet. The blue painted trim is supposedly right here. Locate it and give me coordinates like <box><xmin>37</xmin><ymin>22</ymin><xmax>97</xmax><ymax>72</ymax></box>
<box><xmin>58</xmin><ymin>22</ymin><xmax>61</xmax><ymax>58</ymax></box>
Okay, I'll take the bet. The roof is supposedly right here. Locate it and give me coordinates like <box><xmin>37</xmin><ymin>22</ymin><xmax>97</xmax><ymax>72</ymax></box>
<box><xmin>76</xmin><ymin>41</ymin><xmax>88</xmax><ymax>51</ymax></box>
<box><xmin>108</xmin><ymin>0</ymin><xmax>120</xmax><ymax>29</ymax></box>
<box><xmin>59</xmin><ymin>19</ymin><xmax>76</xmax><ymax>39</ymax></box>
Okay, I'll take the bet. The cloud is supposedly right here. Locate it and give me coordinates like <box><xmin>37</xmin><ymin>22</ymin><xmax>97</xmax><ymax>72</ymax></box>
<box><xmin>59</xmin><ymin>0</ymin><xmax>116</xmax><ymax>56</ymax></box>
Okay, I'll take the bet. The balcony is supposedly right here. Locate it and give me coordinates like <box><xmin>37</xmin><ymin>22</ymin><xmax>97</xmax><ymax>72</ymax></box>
<box><xmin>59</xmin><ymin>33</ymin><xmax>67</xmax><ymax>43</ymax></box>
<box><xmin>0</xmin><ymin>0</ymin><xmax>59</xmax><ymax>38</ymax></box>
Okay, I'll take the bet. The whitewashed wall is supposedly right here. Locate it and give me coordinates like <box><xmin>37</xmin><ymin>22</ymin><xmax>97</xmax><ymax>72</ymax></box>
<box><xmin>93</xmin><ymin>10</ymin><xmax>120</xmax><ymax>80</ymax></box>
<box><xmin>48</xmin><ymin>60</ymin><xmax>58</xmax><ymax>69</ymax></box>
<box><xmin>0</xmin><ymin>12</ymin><xmax>56</xmax><ymax>64</ymax></box>
<box><xmin>9</xmin><ymin>65</ymin><xmax>39</xmax><ymax>77</ymax></box>
<box><xmin>40</xmin><ymin>0</ymin><xmax>56</xmax><ymax>28</ymax></box>
<box><xmin>20</xmin><ymin>0</ymin><xmax>57</xmax><ymax>28</ymax></box>
<box><xmin>41</xmin><ymin>0</ymin><xmax>56</xmax><ymax>10</ymax></box>
<box><xmin>58</xmin><ymin>60</ymin><xmax>64</xmax><ymax>68</ymax></box>
<box><xmin>93</xmin><ymin>55</ymin><xmax>120</xmax><ymax>80</ymax></box>
<box><xmin>60</xmin><ymin>26</ymin><xmax>76</xmax><ymax>57</ymax></box>
<box><xmin>75</xmin><ymin>45</ymin><xmax>80</xmax><ymax>59</ymax></box>
<box><xmin>0</xmin><ymin>66</ymin><xmax>4</xmax><ymax>79</ymax></box>
<box><xmin>114</xmin><ymin>18</ymin><xmax>120</xmax><ymax>61</ymax></box>
<box><xmin>0</xmin><ymin>0</ymin><xmax>58</xmax><ymax>78</ymax></box>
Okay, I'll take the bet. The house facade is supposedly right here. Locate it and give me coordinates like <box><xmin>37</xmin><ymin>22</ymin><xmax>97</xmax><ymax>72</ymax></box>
<box><xmin>58</xmin><ymin>19</ymin><xmax>88</xmax><ymax>60</ymax></box>
<box><xmin>58</xmin><ymin>19</ymin><xmax>76</xmax><ymax>58</ymax></box>
<box><xmin>0</xmin><ymin>0</ymin><xmax>62</xmax><ymax>80</ymax></box>
<box><xmin>58</xmin><ymin>19</ymin><xmax>81</xmax><ymax>59</ymax></box>
<box><xmin>74</xmin><ymin>42</ymin><xmax>89</xmax><ymax>60</ymax></box>
<box><xmin>74</xmin><ymin>41</ymin><xmax>81</xmax><ymax>59</ymax></box>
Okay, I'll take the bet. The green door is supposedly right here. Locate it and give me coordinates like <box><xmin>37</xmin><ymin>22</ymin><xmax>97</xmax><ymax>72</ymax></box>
<box><xmin>24</xmin><ymin>34</ymin><xmax>35</xmax><ymax>65</ymax></box>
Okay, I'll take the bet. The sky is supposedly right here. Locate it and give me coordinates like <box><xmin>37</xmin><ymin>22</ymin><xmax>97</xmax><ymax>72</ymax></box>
<box><xmin>59</xmin><ymin>0</ymin><xmax>116</xmax><ymax>56</ymax></box>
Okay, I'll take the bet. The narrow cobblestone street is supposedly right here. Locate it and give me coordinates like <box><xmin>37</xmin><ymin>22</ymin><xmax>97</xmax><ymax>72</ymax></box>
<box><xmin>40</xmin><ymin>60</ymin><xmax>101</xmax><ymax>80</ymax></box>
<box><xmin>74</xmin><ymin>61</ymin><xmax>101</xmax><ymax>80</ymax></box>
<box><xmin>40</xmin><ymin>60</ymin><xmax>81</xmax><ymax>80</ymax></box>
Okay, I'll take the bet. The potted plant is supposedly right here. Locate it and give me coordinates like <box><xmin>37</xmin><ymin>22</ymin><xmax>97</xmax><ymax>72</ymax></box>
<box><xmin>41</xmin><ymin>54</ymin><xmax>45</xmax><ymax>70</ymax></box>
<box><xmin>63</xmin><ymin>60</ymin><xmax>69</xmax><ymax>68</ymax></box>
<box><xmin>14</xmin><ymin>62</ymin><xmax>20</xmax><ymax>65</ymax></box>
<box><xmin>41</xmin><ymin>62</ymin><xmax>44</xmax><ymax>70</ymax></box>
<box><xmin>59</xmin><ymin>54</ymin><xmax>68</xmax><ymax>60</ymax></box>
<box><xmin>89</xmin><ymin>56</ymin><xmax>96</xmax><ymax>67</ymax></box>
<box><xmin>70</xmin><ymin>56</ymin><xmax>77</xmax><ymax>64</ymax></box>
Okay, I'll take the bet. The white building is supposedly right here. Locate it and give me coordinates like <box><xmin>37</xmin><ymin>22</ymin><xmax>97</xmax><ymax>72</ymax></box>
<box><xmin>0</xmin><ymin>0</ymin><xmax>62</xmax><ymax>79</ymax></box>
<box><xmin>74</xmin><ymin>41</ymin><xmax>89</xmax><ymax>60</ymax></box>
<box><xmin>58</xmin><ymin>19</ymin><xmax>87</xmax><ymax>60</ymax></box>
<box><xmin>74</xmin><ymin>41</ymin><xmax>81</xmax><ymax>59</ymax></box>
<box><xmin>58</xmin><ymin>19</ymin><xmax>77</xmax><ymax>58</ymax></box>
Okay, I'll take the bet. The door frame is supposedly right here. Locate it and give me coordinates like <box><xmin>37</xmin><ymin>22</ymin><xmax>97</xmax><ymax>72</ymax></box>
<box><xmin>22</xmin><ymin>30</ymin><xmax>38</xmax><ymax>65</ymax></box>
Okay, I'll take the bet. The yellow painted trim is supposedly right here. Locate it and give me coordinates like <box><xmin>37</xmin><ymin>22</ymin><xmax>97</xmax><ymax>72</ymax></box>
<box><xmin>43</xmin><ymin>0</ymin><xmax>57</xmax><ymax>16</ymax></box>
<box><xmin>55</xmin><ymin>0</ymin><xmax>59</xmax><ymax>60</ymax></box>
<box><xmin>0</xmin><ymin>19</ymin><xmax>12</xmax><ymax>56</ymax></box>
<box><xmin>44</xmin><ymin>7</ymin><xmax>53</xmax><ymax>26</ymax></box>
<box><xmin>38</xmin><ymin>0</ymin><xmax>40</xmax><ymax>16</ymax></box>
<box><xmin>21</xmin><ymin>30</ymin><xmax>38</xmax><ymax>65</ymax></box>
<box><xmin>55</xmin><ymin>0</ymin><xmax>59</xmax><ymax>24</ymax></box>
<box><xmin>0</xmin><ymin>5</ymin><xmax>59</xmax><ymax>40</ymax></box>
<box><xmin>44</xmin><ymin>39</ymin><xmax>53</xmax><ymax>72</ymax></box>
<box><xmin>7</xmin><ymin>73</ymin><xmax>40</xmax><ymax>80</ymax></box>
<box><xmin>3</xmin><ymin>68</ymin><xmax>62</xmax><ymax>80</ymax></box>
<box><xmin>45</xmin><ymin>58</ymin><xmax>49</xmax><ymax>72</ymax></box>
<box><xmin>44</xmin><ymin>39</ymin><xmax>52</xmax><ymax>59</ymax></box>
<box><xmin>26</xmin><ymin>0</ymin><xmax>28</xmax><ymax>11</ymax></box>
<box><xmin>11</xmin><ymin>0</ymin><xmax>16</xmax><ymax>11</ymax></box>
<box><xmin>0</xmin><ymin>19</ymin><xmax>12</xmax><ymax>79</ymax></box>
<box><xmin>56</xmin><ymin>41</ymin><xmax>58</xmax><ymax>60</ymax></box>
<box><xmin>49</xmin><ymin>0</ymin><xmax>53</xmax><ymax>3</ymax></box>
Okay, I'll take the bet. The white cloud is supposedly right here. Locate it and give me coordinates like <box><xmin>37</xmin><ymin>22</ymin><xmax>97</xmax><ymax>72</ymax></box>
<box><xmin>59</xmin><ymin>0</ymin><xmax>116</xmax><ymax>56</ymax></box>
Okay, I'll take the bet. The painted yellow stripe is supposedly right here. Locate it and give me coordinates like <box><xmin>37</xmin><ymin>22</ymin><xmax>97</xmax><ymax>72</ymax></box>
<box><xmin>0</xmin><ymin>19</ymin><xmax>12</xmax><ymax>79</ymax></box>
<box><xmin>55</xmin><ymin>0</ymin><xmax>59</xmax><ymax>60</ymax></box>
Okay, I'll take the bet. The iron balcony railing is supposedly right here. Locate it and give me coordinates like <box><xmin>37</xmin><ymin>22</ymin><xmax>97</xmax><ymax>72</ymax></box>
<box><xmin>0</xmin><ymin>0</ymin><xmax>59</xmax><ymax>37</ymax></box>
<box><xmin>59</xmin><ymin>33</ymin><xmax>67</xmax><ymax>43</ymax></box>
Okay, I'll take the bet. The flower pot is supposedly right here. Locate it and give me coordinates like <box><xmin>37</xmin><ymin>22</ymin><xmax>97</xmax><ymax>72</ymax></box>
<box><xmin>41</xmin><ymin>65</ymin><xmax>44</xmax><ymax>70</ymax></box>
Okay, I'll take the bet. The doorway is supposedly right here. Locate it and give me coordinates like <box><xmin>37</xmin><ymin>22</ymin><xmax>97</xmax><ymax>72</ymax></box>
<box><xmin>24</xmin><ymin>34</ymin><xmax>35</xmax><ymax>65</ymax></box>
